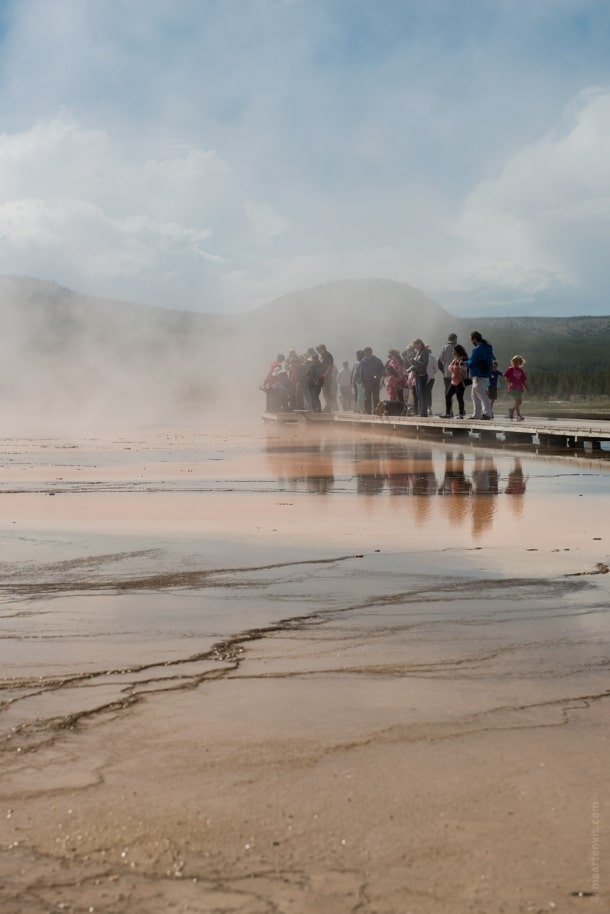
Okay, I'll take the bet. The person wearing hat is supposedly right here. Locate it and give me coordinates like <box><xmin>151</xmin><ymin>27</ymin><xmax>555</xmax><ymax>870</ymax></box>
<box><xmin>437</xmin><ymin>333</ymin><xmax>458</xmax><ymax>413</ymax></box>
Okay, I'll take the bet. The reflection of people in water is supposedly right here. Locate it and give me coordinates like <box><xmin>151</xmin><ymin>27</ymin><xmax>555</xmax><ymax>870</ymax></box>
<box><xmin>470</xmin><ymin>495</ymin><xmax>494</xmax><ymax>538</ymax></box>
<box><xmin>438</xmin><ymin>452</ymin><xmax>472</xmax><ymax>497</ymax></box>
<box><xmin>303</xmin><ymin>440</ymin><xmax>335</xmax><ymax>494</ymax></box>
<box><xmin>470</xmin><ymin>455</ymin><xmax>498</xmax><ymax>537</ymax></box>
<box><xmin>472</xmin><ymin>454</ymin><xmax>499</xmax><ymax>496</ymax></box>
<box><xmin>355</xmin><ymin>442</ymin><xmax>386</xmax><ymax>495</ymax></box>
<box><xmin>506</xmin><ymin>458</ymin><xmax>526</xmax><ymax>494</ymax></box>
<box><xmin>383</xmin><ymin>450</ymin><xmax>413</xmax><ymax>495</ymax></box>
<box><xmin>264</xmin><ymin>434</ymin><xmax>335</xmax><ymax>494</ymax></box>
<box><xmin>438</xmin><ymin>451</ymin><xmax>472</xmax><ymax>526</ymax></box>
<box><xmin>410</xmin><ymin>448</ymin><xmax>437</xmax><ymax>496</ymax></box>
<box><xmin>410</xmin><ymin>448</ymin><xmax>437</xmax><ymax>523</ymax></box>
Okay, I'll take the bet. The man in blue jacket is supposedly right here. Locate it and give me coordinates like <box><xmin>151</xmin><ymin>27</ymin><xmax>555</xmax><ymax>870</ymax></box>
<box><xmin>466</xmin><ymin>331</ymin><xmax>494</xmax><ymax>419</ymax></box>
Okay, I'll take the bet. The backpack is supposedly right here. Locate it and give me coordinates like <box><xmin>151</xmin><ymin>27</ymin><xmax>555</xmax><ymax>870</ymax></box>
<box><xmin>458</xmin><ymin>361</ymin><xmax>472</xmax><ymax>386</ymax></box>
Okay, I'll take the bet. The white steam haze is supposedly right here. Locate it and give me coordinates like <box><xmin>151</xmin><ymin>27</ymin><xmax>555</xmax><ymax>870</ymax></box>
<box><xmin>0</xmin><ymin>275</ymin><xmax>452</xmax><ymax>428</ymax></box>
<box><xmin>1</xmin><ymin>0</ymin><xmax>610</xmax><ymax>425</ymax></box>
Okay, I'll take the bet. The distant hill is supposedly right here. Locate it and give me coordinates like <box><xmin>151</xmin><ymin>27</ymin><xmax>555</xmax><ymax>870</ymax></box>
<box><xmin>0</xmin><ymin>275</ymin><xmax>455</xmax><ymax>422</ymax></box>
<box><xmin>242</xmin><ymin>278</ymin><xmax>453</xmax><ymax>357</ymax></box>
<box><xmin>0</xmin><ymin>274</ymin><xmax>609</xmax><ymax>422</ymax></box>
<box><xmin>0</xmin><ymin>276</ymin><xmax>238</xmax><ymax>422</ymax></box>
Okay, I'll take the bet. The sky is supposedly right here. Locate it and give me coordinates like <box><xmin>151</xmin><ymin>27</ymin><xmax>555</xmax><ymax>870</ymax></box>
<box><xmin>0</xmin><ymin>0</ymin><xmax>609</xmax><ymax>317</ymax></box>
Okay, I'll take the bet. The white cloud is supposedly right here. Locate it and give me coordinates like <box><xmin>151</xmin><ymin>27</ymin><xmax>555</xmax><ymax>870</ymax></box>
<box><xmin>0</xmin><ymin>3</ymin><xmax>609</xmax><ymax>315</ymax></box>
<box><xmin>443</xmin><ymin>89</ymin><xmax>610</xmax><ymax>309</ymax></box>
<box><xmin>0</xmin><ymin>114</ymin><xmax>255</xmax><ymax>304</ymax></box>
<box><xmin>243</xmin><ymin>199</ymin><xmax>289</xmax><ymax>241</ymax></box>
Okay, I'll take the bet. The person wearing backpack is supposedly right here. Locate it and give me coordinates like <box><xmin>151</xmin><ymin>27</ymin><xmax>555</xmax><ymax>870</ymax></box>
<box><xmin>439</xmin><ymin>344</ymin><xmax>469</xmax><ymax>419</ymax></box>
<box><xmin>437</xmin><ymin>332</ymin><xmax>459</xmax><ymax>406</ymax></box>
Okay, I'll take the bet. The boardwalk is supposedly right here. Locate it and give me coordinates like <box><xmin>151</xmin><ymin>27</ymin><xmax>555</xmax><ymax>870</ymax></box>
<box><xmin>264</xmin><ymin>411</ymin><xmax>610</xmax><ymax>453</ymax></box>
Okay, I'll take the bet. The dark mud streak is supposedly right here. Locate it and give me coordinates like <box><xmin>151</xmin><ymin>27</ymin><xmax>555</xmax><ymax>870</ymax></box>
<box><xmin>327</xmin><ymin>692</ymin><xmax>610</xmax><ymax>753</ymax></box>
<box><xmin>0</xmin><ymin>554</ymin><xmax>363</xmax><ymax>596</ymax></box>
<box><xmin>566</xmin><ymin>562</ymin><xmax>610</xmax><ymax>576</ymax></box>
<box><xmin>0</xmin><ymin>615</ymin><xmax>327</xmax><ymax>752</ymax></box>
<box><xmin>0</xmin><ymin>850</ymin><xmax>372</xmax><ymax>914</ymax></box>
<box><xmin>0</xmin><ymin>481</ymin><xmax>334</xmax><ymax>495</ymax></box>
<box><xmin>0</xmin><ymin>570</ymin><xmax>605</xmax><ymax>758</ymax></box>
<box><xmin>344</xmin><ymin>579</ymin><xmax>592</xmax><ymax>612</ymax></box>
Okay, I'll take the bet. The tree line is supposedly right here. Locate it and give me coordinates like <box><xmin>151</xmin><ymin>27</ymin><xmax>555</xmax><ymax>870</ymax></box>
<box><xmin>527</xmin><ymin>366</ymin><xmax>610</xmax><ymax>399</ymax></box>
<box><xmin>476</xmin><ymin>317</ymin><xmax>610</xmax><ymax>400</ymax></box>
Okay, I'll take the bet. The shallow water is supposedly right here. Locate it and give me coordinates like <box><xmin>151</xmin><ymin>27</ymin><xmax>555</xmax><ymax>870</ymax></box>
<box><xmin>0</xmin><ymin>420</ymin><xmax>608</xmax><ymax>742</ymax></box>
<box><xmin>0</xmin><ymin>420</ymin><xmax>609</xmax><ymax>913</ymax></box>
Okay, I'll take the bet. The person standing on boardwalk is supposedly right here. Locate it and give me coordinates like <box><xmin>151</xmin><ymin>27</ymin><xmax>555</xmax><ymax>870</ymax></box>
<box><xmin>425</xmin><ymin>344</ymin><xmax>437</xmax><ymax>413</ymax></box>
<box><xmin>316</xmin><ymin>344</ymin><xmax>337</xmax><ymax>412</ymax></box>
<box><xmin>352</xmin><ymin>350</ymin><xmax>365</xmax><ymax>413</ymax></box>
<box><xmin>337</xmin><ymin>360</ymin><xmax>353</xmax><ymax>411</ymax></box>
<box><xmin>504</xmin><ymin>355</ymin><xmax>528</xmax><ymax>420</ymax></box>
<box><xmin>261</xmin><ymin>353</ymin><xmax>288</xmax><ymax>412</ymax></box>
<box><xmin>486</xmin><ymin>360</ymin><xmax>503</xmax><ymax>418</ymax></box>
<box><xmin>383</xmin><ymin>349</ymin><xmax>407</xmax><ymax>408</ymax></box>
<box><xmin>358</xmin><ymin>347</ymin><xmax>385</xmax><ymax>415</ymax></box>
<box><xmin>466</xmin><ymin>331</ymin><xmax>494</xmax><ymax>420</ymax></box>
<box><xmin>440</xmin><ymin>344</ymin><xmax>469</xmax><ymax>419</ymax></box>
<box><xmin>437</xmin><ymin>333</ymin><xmax>458</xmax><ymax>409</ymax></box>
<box><xmin>408</xmin><ymin>339</ymin><xmax>429</xmax><ymax>417</ymax></box>
<box><xmin>305</xmin><ymin>352</ymin><xmax>324</xmax><ymax>412</ymax></box>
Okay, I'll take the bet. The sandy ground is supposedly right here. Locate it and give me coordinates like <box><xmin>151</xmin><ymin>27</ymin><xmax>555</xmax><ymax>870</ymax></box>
<box><xmin>0</xmin><ymin>420</ymin><xmax>608</xmax><ymax>913</ymax></box>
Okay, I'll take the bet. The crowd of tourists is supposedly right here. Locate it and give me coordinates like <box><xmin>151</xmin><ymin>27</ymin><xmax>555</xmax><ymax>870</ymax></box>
<box><xmin>261</xmin><ymin>333</ymin><xmax>528</xmax><ymax>421</ymax></box>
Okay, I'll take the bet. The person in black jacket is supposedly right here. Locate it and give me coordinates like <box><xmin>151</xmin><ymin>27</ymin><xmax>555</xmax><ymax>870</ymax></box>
<box><xmin>316</xmin><ymin>344</ymin><xmax>337</xmax><ymax>412</ymax></box>
<box><xmin>407</xmin><ymin>339</ymin><xmax>429</xmax><ymax>417</ymax></box>
<box><xmin>437</xmin><ymin>332</ymin><xmax>458</xmax><ymax>406</ymax></box>
<box><xmin>305</xmin><ymin>352</ymin><xmax>324</xmax><ymax>412</ymax></box>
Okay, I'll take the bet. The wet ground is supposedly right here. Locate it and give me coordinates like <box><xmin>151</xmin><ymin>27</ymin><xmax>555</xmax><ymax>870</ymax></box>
<box><xmin>0</xmin><ymin>420</ymin><xmax>608</xmax><ymax>912</ymax></box>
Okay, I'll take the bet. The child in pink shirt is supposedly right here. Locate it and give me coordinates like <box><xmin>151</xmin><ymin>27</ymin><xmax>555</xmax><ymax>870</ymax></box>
<box><xmin>504</xmin><ymin>355</ymin><xmax>528</xmax><ymax>420</ymax></box>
